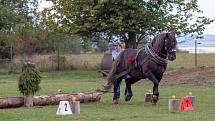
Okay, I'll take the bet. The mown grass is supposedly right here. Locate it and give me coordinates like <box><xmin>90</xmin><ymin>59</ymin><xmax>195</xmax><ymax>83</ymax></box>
<box><xmin>0</xmin><ymin>70</ymin><xmax>215</xmax><ymax>121</ymax></box>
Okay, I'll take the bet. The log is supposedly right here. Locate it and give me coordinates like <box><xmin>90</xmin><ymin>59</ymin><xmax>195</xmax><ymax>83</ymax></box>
<box><xmin>168</xmin><ymin>99</ymin><xmax>180</xmax><ymax>112</ymax></box>
<box><xmin>0</xmin><ymin>92</ymin><xmax>101</xmax><ymax>109</ymax></box>
<box><xmin>0</xmin><ymin>96</ymin><xmax>24</xmax><ymax>108</ymax></box>
<box><xmin>34</xmin><ymin>92</ymin><xmax>101</xmax><ymax>106</ymax></box>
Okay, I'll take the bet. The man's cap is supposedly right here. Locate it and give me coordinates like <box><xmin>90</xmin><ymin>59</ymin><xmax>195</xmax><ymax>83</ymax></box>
<box><xmin>113</xmin><ymin>42</ymin><xmax>122</xmax><ymax>46</ymax></box>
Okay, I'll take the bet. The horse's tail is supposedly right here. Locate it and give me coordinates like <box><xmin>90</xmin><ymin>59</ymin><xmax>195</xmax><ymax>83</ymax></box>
<box><xmin>107</xmin><ymin>56</ymin><xmax>120</xmax><ymax>82</ymax></box>
<box><xmin>107</xmin><ymin>63</ymin><xmax>117</xmax><ymax>82</ymax></box>
<box><xmin>107</xmin><ymin>49</ymin><xmax>127</xmax><ymax>82</ymax></box>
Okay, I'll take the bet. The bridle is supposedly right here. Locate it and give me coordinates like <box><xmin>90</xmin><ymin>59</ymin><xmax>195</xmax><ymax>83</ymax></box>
<box><xmin>164</xmin><ymin>35</ymin><xmax>177</xmax><ymax>54</ymax></box>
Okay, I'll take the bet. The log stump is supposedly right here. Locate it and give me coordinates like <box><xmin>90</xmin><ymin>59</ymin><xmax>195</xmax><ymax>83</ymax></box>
<box><xmin>71</xmin><ymin>101</ymin><xmax>80</xmax><ymax>114</ymax></box>
<box><xmin>168</xmin><ymin>99</ymin><xmax>180</xmax><ymax>112</ymax></box>
<box><xmin>145</xmin><ymin>93</ymin><xmax>153</xmax><ymax>102</ymax></box>
<box><xmin>186</xmin><ymin>96</ymin><xmax>195</xmax><ymax>109</ymax></box>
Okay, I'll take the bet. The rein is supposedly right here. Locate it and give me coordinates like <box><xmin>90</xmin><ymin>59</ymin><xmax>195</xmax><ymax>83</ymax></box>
<box><xmin>145</xmin><ymin>43</ymin><xmax>168</xmax><ymax>65</ymax></box>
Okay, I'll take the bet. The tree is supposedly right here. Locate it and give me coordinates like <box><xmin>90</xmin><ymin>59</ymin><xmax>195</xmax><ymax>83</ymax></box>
<box><xmin>0</xmin><ymin>0</ymin><xmax>40</xmax><ymax>59</ymax></box>
<box><xmin>0</xmin><ymin>33</ymin><xmax>11</xmax><ymax>59</ymax></box>
<box><xmin>18</xmin><ymin>62</ymin><xmax>41</xmax><ymax>107</ymax></box>
<box><xmin>44</xmin><ymin>0</ymin><xmax>213</xmax><ymax>48</ymax></box>
<box><xmin>0</xmin><ymin>0</ymin><xmax>39</xmax><ymax>32</ymax></box>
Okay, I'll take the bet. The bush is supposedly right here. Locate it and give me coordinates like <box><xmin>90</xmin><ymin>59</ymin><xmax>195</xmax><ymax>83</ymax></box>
<box><xmin>18</xmin><ymin>62</ymin><xmax>41</xmax><ymax>95</ymax></box>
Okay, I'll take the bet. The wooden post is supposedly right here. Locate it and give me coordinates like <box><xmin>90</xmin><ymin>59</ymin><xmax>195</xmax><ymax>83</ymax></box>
<box><xmin>186</xmin><ymin>92</ymin><xmax>195</xmax><ymax>110</ymax></box>
<box><xmin>71</xmin><ymin>101</ymin><xmax>80</xmax><ymax>114</ymax></box>
<box><xmin>168</xmin><ymin>99</ymin><xmax>180</xmax><ymax>112</ymax></box>
<box><xmin>145</xmin><ymin>93</ymin><xmax>153</xmax><ymax>102</ymax></box>
<box><xmin>186</xmin><ymin>96</ymin><xmax>195</xmax><ymax>109</ymax></box>
<box><xmin>168</xmin><ymin>95</ymin><xmax>180</xmax><ymax>112</ymax></box>
<box><xmin>71</xmin><ymin>96</ymin><xmax>80</xmax><ymax>114</ymax></box>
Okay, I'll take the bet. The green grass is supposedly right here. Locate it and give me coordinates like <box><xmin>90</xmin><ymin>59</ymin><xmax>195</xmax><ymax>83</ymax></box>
<box><xmin>0</xmin><ymin>70</ymin><xmax>215</xmax><ymax>121</ymax></box>
<box><xmin>168</xmin><ymin>53</ymin><xmax>215</xmax><ymax>69</ymax></box>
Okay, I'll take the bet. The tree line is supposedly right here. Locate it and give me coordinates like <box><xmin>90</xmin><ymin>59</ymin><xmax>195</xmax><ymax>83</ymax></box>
<box><xmin>0</xmin><ymin>0</ymin><xmax>213</xmax><ymax>59</ymax></box>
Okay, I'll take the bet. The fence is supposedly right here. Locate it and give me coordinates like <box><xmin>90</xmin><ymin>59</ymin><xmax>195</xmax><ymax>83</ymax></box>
<box><xmin>0</xmin><ymin>53</ymin><xmax>215</xmax><ymax>74</ymax></box>
<box><xmin>0</xmin><ymin>53</ymin><xmax>103</xmax><ymax>74</ymax></box>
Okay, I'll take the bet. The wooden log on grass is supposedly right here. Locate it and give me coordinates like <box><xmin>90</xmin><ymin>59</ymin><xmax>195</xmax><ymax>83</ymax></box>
<box><xmin>34</xmin><ymin>92</ymin><xmax>101</xmax><ymax>106</ymax></box>
<box><xmin>0</xmin><ymin>96</ymin><xmax>24</xmax><ymax>108</ymax></box>
<box><xmin>0</xmin><ymin>92</ymin><xmax>101</xmax><ymax>109</ymax></box>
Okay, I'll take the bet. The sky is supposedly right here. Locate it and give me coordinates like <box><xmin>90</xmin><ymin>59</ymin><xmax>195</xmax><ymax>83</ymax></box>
<box><xmin>38</xmin><ymin>0</ymin><xmax>215</xmax><ymax>35</ymax></box>
<box><xmin>198</xmin><ymin>0</ymin><xmax>215</xmax><ymax>35</ymax></box>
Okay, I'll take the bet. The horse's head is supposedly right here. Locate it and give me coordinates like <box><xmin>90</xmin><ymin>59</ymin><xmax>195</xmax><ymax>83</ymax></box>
<box><xmin>164</xmin><ymin>32</ymin><xmax>177</xmax><ymax>61</ymax></box>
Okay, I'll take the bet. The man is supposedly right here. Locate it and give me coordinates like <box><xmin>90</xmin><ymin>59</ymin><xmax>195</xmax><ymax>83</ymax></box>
<box><xmin>104</xmin><ymin>42</ymin><xmax>128</xmax><ymax>102</ymax></box>
<box><xmin>112</xmin><ymin>42</ymin><xmax>124</xmax><ymax>61</ymax></box>
<box><xmin>104</xmin><ymin>42</ymin><xmax>123</xmax><ymax>90</ymax></box>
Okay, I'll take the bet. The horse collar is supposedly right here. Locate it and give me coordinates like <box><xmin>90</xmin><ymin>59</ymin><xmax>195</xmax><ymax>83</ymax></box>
<box><xmin>145</xmin><ymin>43</ymin><xmax>168</xmax><ymax>65</ymax></box>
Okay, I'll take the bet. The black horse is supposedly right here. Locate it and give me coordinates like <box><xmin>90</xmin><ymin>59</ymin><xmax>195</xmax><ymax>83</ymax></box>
<box><xmin>107</xmin><ymin>32</ymin><xmax>177</xmax><ymax>104</ymax></box>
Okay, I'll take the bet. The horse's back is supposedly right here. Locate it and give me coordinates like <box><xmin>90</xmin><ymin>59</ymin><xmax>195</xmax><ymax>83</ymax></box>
<box><xmin>107</xmin><ymin>49</ymin><xmax>139</xmax><ymax>81</ymax></box>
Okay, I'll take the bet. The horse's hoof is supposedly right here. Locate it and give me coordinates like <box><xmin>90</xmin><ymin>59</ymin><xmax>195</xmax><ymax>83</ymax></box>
<box><xmin>112</xmin><ymin>99</ymin><xmax>119</xmax><ymax>104</ymax></box>
<box><xmin>125</xmin><ymin>94</ymin><xmax>133</xmax><ymax>101</ymax></box>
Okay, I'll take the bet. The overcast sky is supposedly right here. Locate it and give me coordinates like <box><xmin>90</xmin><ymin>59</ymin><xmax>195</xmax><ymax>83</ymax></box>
<box><xmin>39</xmin><ymin>0</ymin><xmax>215</xmax><ymax>35</ymax></box>
<box><xmin>198</xmin><ymin>0</ymin><xmax>215</xmax><ymax>35</ymax></box>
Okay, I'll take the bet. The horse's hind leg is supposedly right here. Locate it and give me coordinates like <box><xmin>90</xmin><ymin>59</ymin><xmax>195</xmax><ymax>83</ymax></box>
<box><xmin>113</xmin><ymin>78</ymin><xmax>122</xmax><ymax>104</ymax></box>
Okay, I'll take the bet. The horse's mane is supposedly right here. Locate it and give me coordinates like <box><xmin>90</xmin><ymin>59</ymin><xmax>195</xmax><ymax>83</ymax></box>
<box><xmin>151</xmin><ymin>33</ymin><xmax>167</xmax><ymax>52</ymax></box>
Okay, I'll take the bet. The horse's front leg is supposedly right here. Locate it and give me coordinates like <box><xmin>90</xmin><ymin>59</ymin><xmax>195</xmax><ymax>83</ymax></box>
<box><xmin>124</xmin><ymin>78</ymin><xmax>133</xmax><ymax>101</ymax></box>
<box><xmin>145</xmin><ymin>71</ymin><xmax>160</xmax><ymax>105</ymax></box>
<box><xmin>113</xmin><ymin>78</ymin><xmax>122</xmax><ymax>104</ymax></box>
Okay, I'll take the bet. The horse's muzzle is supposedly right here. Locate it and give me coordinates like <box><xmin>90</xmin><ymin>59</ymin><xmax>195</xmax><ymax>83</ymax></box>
<box><xmin>168</xmin><ymin>51</ymin><xmax>176</xmax><ymax>61</ymax></box>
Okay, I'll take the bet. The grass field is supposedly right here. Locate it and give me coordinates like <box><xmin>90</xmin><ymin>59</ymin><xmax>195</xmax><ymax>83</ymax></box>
<box><xmin>168</xmin><ymin>53</ymin><xmax>215</xmax><ymax>69</ymax></box>
<box><xmin>0</xmin><ymin>70</ymin><xmax>215</xmax><ymax>121</ymax></box>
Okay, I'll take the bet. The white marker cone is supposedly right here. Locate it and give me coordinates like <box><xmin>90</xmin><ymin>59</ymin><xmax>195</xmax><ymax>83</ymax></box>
<box><xmin>56</xmin><ymin>101</ymin><xmax>72</xmax><ymax>115</ymax></box>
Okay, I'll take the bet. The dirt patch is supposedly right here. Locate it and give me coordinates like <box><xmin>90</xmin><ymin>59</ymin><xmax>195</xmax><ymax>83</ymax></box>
<box><xmin>161</xmin><ymin>67</ymin><xmax>215</xmax><ymax>86</ymax></box>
